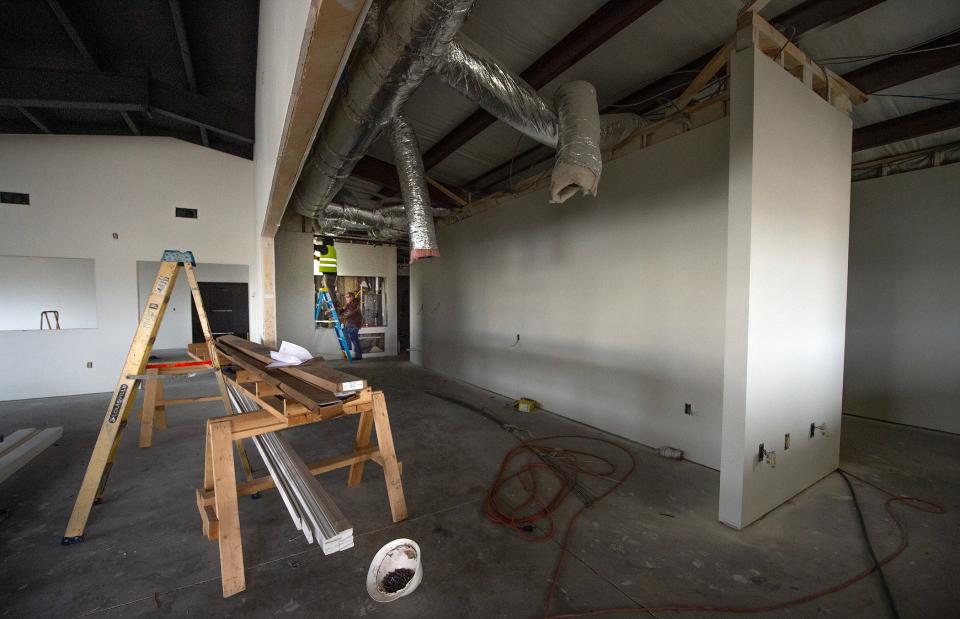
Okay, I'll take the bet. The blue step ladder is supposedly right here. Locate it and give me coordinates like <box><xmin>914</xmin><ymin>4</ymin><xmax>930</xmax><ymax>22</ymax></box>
<box><xmin>315</xmin><ymin>287</ymin><xmax>352</xmax><ymax>363</ymax></box>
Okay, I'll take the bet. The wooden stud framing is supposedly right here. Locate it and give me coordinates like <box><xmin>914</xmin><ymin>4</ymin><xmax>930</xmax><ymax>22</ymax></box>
<box><xmin>260</xmin><ymin>236</ymin><xmax>277</xmax><ymax>348</ymax></box>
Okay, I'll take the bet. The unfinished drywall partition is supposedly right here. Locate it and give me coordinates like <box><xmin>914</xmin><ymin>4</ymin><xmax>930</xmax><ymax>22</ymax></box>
<box><xmin>845</xmin><ymin>164</ymin><xmax>960</xmax><ymax>435</ymax></box>
<box><xmin>0</xmin><ymin>135</ymin><xmax>255</xmax><ymax>401</ymax></box>
<box><xmin>720</xmin><ymin>48</ymin><xmax>852</xmax><ymax>529</ymax></box>
<box><xmin>275</xmin><ymin>235</ymin><xmax>398</xmax><ymax>359</ymax></box>
<box><xmin>412</xmin><ymin>120</ymin><xmax>730</xmax><ymax>468</ymax></box>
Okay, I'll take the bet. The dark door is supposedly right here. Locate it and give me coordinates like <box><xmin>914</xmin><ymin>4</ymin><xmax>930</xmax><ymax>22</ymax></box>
<box><xmin>191</xmin><ymin>282</ymin><xmax>249</xmax><ymax>342</ymax></box>
<box><xmin>397</xmin><ymin>275</ymin><xmax>410</xmax><ymax>355</ymax></box>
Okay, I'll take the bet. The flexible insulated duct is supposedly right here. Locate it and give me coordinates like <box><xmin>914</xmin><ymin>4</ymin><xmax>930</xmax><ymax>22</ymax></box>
<box><xmin>291</xmin><ymin>0</ymin><xmax>475</xmax><ymax>221</ymax></box>
<box><xmin>436</xmin><ymin>35</ymin><xmax>558</xmax><ymax>148</ymax></box>
<box><xmin>389</xmin><ymin>115</ymin><xmax>439</xmax><ymax>261</ymax></box>
<box><xmin>551</xmin><ymin>81</ymin><xmax>602</xmax><ymax>203</ymax></box>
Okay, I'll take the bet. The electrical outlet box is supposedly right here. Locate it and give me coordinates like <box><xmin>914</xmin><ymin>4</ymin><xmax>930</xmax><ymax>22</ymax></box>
<box><xmin>784</xmin><ymin>433</ymin><xmax>790</xmax><ymax>450</ymax></box>
<box><xmin>86</xmin><ymin>361</ymin><xmax>93</xmax><ymax>368</ymax></box>
<box><xmin>758</xmin><ymin>443</ymin><xmax>765</xmax><ymax>463</ymax></box>
<box><xmin>684</xmin><ymin>402</ymin><xmax>692</xmax><ymax>415</ymax></box>
<box><xmin>809</xmin><ymin>422</ymin><xmax>816</xmax><ymax>438</ymax></box>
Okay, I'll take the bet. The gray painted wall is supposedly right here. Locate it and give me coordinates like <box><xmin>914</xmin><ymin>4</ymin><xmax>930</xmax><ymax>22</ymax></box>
<box><xmin>412</xmin><ymin>119</ymin><xmax>731</xmax><ymax>469</ymax></box>
<box><xmin>844</xmin><ymin>164</ymin><xmax>960</xmax><ymax>435</ymax></box>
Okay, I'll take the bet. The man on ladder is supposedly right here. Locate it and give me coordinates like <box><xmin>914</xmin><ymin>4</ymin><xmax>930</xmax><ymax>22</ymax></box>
<box><xmin>341</xmin><ymin>292</ymin><xmax>363</xmax><ymax>361</ymax></box>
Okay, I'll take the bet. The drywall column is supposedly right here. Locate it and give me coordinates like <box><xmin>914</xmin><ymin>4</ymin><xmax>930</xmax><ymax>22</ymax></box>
<box><xmin>720</xmin><ymin>47</ymin><xmax>853</xmax><ymax>529</ymax></box>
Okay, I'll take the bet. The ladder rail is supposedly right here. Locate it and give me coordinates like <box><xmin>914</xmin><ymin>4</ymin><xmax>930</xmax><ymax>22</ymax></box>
<box><xmin>316</xmin><ymin>288</ymin><xmax>352</xmax><ymax>363</ymax></box>
<box><xmin>63</xmin><ymin>251</ymin><xmax>251</xmax><ymax>543</ymax></box>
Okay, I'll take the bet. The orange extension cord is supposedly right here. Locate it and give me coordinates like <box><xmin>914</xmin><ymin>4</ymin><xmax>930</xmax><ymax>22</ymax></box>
<box><xmin>481</xmin><ymin>435</ymin><xmax>945</xmax><ymax>619</ymax></box>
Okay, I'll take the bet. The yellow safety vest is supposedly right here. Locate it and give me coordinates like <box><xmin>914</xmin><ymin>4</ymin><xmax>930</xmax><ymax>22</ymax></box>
<box><xmin>314</xmin><ymin>243</ymin><xmax>337</xmax><ymax>274</ymax></box>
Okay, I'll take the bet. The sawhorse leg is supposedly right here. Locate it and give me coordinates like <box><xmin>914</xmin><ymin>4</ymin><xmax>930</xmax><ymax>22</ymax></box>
<box><xmin>347</xmin><ymin>409</ymin><xmax>374</xmax><ymax>486</ymax></box>
<box><xmin>208</xmin><ymin>420</ymin><xmax>245</xmax><ymax>597</ymax></box>
<box><xmin>370</xmin><ymin>392</ymin><xmax>407</xmax><ymax>522</ymax></box>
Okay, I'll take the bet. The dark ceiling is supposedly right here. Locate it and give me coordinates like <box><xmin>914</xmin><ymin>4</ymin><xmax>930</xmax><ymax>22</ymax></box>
<box><xmin>0</xmin><ymin>0</ymin><xmax>259</xmax><ymax>159</ymax></box>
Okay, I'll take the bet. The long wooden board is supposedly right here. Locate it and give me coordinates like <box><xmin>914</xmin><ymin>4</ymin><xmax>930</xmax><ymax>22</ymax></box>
<box><xmin>216</xmin><ymin>342</ymin><xmax>342</xmax><ymax>412</ymax></box>
<box><xmin>218</xmin><ymin>335</ymin><xmax>366</xmax><ymax>394</ymax></box>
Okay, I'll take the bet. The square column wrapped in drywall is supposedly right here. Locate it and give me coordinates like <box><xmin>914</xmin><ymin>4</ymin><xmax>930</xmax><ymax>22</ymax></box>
<box><xmin>719</xmin><ymin>47</ymin><xmax>853</xmax><ymax>529</ymax></box>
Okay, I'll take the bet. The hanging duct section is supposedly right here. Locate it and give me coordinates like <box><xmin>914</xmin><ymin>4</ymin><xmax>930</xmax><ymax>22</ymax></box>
<box><xmin>296</xmin><ymin>1</ymin><xmax>648</xmax><ymax>245</ymax></box>
<box><xmin>551</xmin><ymin>81</ymin><xmax>602</xmax><ymax>203</ymax></box>
<box><xmin>290</xmin><ymin>0</ymin><xmax>475</xmax><ymax>221</ymax></box>
<box><xmin>435</xmin><ymin>35</ymin><xmax>558</xmax><ymax>148</ymax></box>
<box><xmin>389</xmin><ymin>115</ymin><xmax>440</xmax><ymax>261</ymax></box>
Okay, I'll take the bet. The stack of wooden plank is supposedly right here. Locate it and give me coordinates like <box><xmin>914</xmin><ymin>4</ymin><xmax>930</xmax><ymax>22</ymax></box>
<box><xmin>0</xmin><ymin>427</ymin><xmax>63</xmax><ymax>484</ymax></box>
<box><xmin>215</xmin><ymin>335</ymin><xmax>367</xmax><ymax>421</ymax></box>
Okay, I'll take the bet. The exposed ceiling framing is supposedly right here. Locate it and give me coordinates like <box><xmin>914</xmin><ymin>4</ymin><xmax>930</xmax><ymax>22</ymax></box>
<box><xmin>465</xmin><ymin>0</ymin><xmax>891</xmax><ymax>194</ymax></box>
<box><xmin>0</xmin><ymin>69</ymin><xmax>253</xmax><ymax>144</ymax></box>
<box><xmin>842</xmin><ymin>30</ymin><xmax>960</xmax><ymax>94</ymax></box>
<box><xmin>349</xmin><ymin>0</ymin><xmax>667</xmax><ymax>196</ymax></box>
<box><xmin>0</xmin><ymin>0</ymin><xmax>258</xmax><ymax>159</ymax></box>
<box><xmin>854</xmin><ymin>102</ymin><xmax>960</xmax><ymax>152</ymax></box>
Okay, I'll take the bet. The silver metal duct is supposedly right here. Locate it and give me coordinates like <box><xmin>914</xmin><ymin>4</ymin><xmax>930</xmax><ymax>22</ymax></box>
<box><xmin>551</xmin><ymin>81</ymin><xmax>602</xmax><ymax>203</ymax></box>
<box><xmin>436</xmin><ymin>35</ymin><xmax>558</xmax><ymax>148</ymax></box>
<box><xmin>599</xmin><ymin>113</ymin><xmax>645</xmax><ymax>150</ymax></box>
<box><xmin>389</xmin><ymin>114</ymin><xmax>439</xmax><ymax>261</ymax></box>
<box><xmin>291</xmin><ymin>0</ymin><xmax>475</xmax><ymax>220</ymax></box>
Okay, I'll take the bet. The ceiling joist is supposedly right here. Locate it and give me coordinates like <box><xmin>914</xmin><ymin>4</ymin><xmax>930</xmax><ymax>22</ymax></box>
<box><xmin>419</xmin><ymin>0</ymin><xmax>667</xmax><ymax>171</ymax></box>
<box><xmin>843</xmin><ymin>30</ymin><xmax>960</xmax><ymax>94</ymax></box>
<box><xmin>853</xmin><ymin>102</ymin><xmax>960</xmax><ymax>152</ymax></box>
<box><xmin>466</xmin><ymin>0</ymin><xmax>887</xmax><ymax>193</ymax></box>
<box><xmin>0</xmin><ymin>68</ymin><xmax>253</xmax><ymax>145</ymax></box>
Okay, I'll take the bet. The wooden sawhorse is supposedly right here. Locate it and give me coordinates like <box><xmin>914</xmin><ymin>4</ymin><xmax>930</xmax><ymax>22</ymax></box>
<box><xmin>195</xmin><ymin>384</ymin><xmax>406</xmax><ymax>597</ymax></box>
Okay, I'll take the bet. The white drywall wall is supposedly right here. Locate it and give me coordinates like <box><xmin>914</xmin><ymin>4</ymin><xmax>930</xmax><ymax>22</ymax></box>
<box><xmin>0</xmin><ymin>135</ymin><xmax>255</xmax><ymax>401</ymax></box>
<box><xmin>136</xmin><ymin>262</ymin><xmax>249</xmax><ymax>350</ymax></box>
<box><xmin>720</xmin><ymin>48</ymin><xmax>852</xmax><ymax>529</ymax></box>
<box><xmin>0</xmin><ymin>256</ymin><xmax>97</xmax><ymax>330</ymax></box>
<box><xmin>251</xmin><ymin>0</ymin><xmax>312</xmax><ymax>343</ymax></box>
<box><xmin>844</xmin><ymin>164</ymin><xmax>960</xmax><ymax>435</ymax></box>
<box><xmin>412</xmin><ymin>120</ymin><xmax>730</xmax><ymax>468</ymax></box>
<box><xmin>275</xmin><ymin>235</ymin><xmax>398</xmax><ymax>359</ymax></box>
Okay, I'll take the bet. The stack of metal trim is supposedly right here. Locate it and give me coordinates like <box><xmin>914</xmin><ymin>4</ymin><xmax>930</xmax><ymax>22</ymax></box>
<box><xmin>225</xmin><ymin>382</ymin><xmax>354</xmax><ymax>554</ymax></box>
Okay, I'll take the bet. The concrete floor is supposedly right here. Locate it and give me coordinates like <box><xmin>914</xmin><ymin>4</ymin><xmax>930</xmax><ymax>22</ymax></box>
<box><xmin>0</xmin><ymin>358</ymin><xmax>957</xmax><ymax>618</ymax></box>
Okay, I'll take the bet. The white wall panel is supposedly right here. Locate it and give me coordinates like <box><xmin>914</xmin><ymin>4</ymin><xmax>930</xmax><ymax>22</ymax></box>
<box><xmin>0</xmin><ymin>135</ymin><xmax>255</xmax><ymax>401</ymax></box>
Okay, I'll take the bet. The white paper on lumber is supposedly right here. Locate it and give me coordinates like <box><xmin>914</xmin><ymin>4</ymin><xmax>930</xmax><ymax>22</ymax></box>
<box><xmin>267</xmin><ymin>341</ymin><xmax>314</xmax><ymax>368</ymax></box>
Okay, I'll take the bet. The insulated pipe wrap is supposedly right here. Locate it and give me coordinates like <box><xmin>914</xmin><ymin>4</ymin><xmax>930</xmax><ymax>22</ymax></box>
<box><xmin>436</xmin><ymin>35</ymin><xmax>558</xmax><ymax>148</ymax></box>
<box><xmin>551</xmin><ymin>80</ymin><xmax>602</xmax><ymax>203</ymax></box>
<box><xmin>291</xmin><ymin>0</ymin><xmax>475</xmax><ymax>220</ymax></box>
<box><xmin>389</xmin><ymin>115</ymin><xmax>439</xmax><ymax>261</ymax></box>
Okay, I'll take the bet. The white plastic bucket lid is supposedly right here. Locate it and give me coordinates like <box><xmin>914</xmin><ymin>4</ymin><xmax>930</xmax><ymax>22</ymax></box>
<box><xmin>366</xmin><ymin>538</ymin><xmax>423</xmax><ymax>603</ymax></box>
